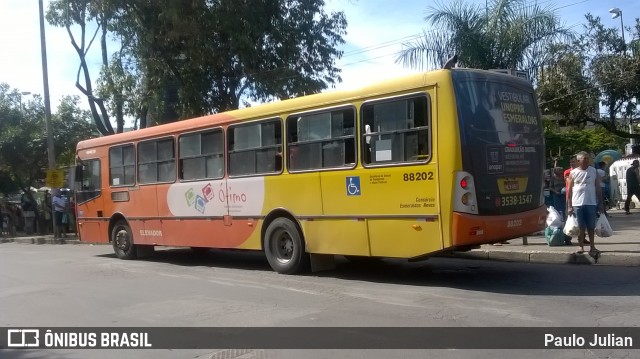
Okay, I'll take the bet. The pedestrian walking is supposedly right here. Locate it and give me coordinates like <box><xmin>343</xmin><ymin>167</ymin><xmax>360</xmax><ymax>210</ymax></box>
<box><xmin>624</xmin><ymin>160</ymin><xmax>640</xmax><ymax>215</ymax></box>
<box><xmin>52</xmin><ymin>189</ymin><xmax>68</xmax><ymax>242</ymax></box>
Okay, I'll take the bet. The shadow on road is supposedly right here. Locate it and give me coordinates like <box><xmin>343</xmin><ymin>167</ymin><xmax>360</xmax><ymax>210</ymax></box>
<box><xmin>97</xmin><ymin>247</ymin><xmax>273</xmax><ymax>273</ymax></box>
<box><xmin>325</xmin><ymin>257</ymin><xmax>640</xmax><ymax>297</ymax></box>
<box><xmin>96</xmin><ymin>247</ymin><xmax>640</xmax><ymax>297</ymax></box>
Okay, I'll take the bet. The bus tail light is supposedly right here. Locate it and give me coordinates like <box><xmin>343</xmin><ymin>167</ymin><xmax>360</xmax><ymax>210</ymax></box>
<box><xmin>454</xmin><ymin>171</ymin><xmax>478</xmax><ymax>215</ymax></box>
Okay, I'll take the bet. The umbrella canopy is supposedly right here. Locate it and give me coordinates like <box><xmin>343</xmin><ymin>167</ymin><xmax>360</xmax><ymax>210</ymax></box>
<box><xmin>595</xmin><ymin>150</ymin><xmax>622</xmax><ymax>168</ymax></box>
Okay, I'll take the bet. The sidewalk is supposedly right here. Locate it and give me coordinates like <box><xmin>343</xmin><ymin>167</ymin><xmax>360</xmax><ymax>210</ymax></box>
<box><xmin>2</xmin><ymin>208</ymin><xmax>639</xmax><ymax>267</ymax></box>
<box><xmin>444</xmin><ymin>208</ymin><xmax>640</xmax><ymax>267</ymax></box>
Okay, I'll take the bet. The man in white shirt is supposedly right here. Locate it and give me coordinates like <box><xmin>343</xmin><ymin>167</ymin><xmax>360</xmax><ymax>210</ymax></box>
<box><xmin>567</xmin><ymin>151</ymin><xmax>603</xmax><ymax>254</ymax></box>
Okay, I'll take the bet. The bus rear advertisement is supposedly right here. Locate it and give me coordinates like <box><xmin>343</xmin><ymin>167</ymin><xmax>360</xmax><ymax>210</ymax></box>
<box><xmin>74</xmin><ymin>68</ymin><xmax>546</xmax><ymax>274</ymax></box>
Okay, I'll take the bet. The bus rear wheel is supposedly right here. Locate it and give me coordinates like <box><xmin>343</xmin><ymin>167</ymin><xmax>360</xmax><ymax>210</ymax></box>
<box><xmin>264</xmin><ymin>218</ymin><xmax>309</xmax><ymax>274</ymax></box>
<box><xmin>111</xmin><ymin>220</ymin><xmax>137</xmax><ymax>260</ymax></box>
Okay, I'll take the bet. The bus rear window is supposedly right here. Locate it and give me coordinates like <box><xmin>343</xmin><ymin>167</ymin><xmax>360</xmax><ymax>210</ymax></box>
<box><xmin>455</xmin><ymin>80</ymin><xmax>542</xmax><ymax>146</ymax></box>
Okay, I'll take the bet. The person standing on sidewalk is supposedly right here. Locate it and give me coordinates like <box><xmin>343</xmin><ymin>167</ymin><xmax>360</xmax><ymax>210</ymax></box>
<box><xmin>624</xmin><ymin>160</ymin><xmax>640</xmax><ymax>215</ymax></box>
<box><xmin>563</xmin><ymin>156</ymin><xmax>578</xmax><ymax>212</ymax></box>
<box><xmin>549</xmin><ymin>167</ymin><xmax>566</xmax><ymax>219</ymax></box>
<box><xmin>567</xmin><ymin>151</ymin><xmax>603</xmax><ymax>254</ymax></box>
<box><xmin>596</xmin><ymin>161</ymin><xmax>611</xmax><ymax>218</ymax></box>
<box><xmin>52</xmin><ymin>189</ymin><xmax>68</xmax><ymax>242</ymax></box>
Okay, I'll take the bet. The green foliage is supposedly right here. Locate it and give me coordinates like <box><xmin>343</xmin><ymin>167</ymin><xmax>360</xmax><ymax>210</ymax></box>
<box><xmin>543</xmin><ymin>117</ymin><xmax>627</xmax><ymax>168</ymax></box>
<box><xmin>536</xmin><ymin>44</ymin><xmax>599</xmax><ymax>128</ymax></box>
<box><xmin>47</xmin><ymin>0</ymin><xmax>347</xmax><ymax>133</ymax></box>
<box><xmin>0</xmin><ymin>84</ymin><xmax>95</xmax><ymax>195</ymax></box>
<box><xmin>537</xmin><ymin>15</ymin><xmax>640</xmax><ymax>140</ymax></box>
<box><xmin>52</xmin><ymin>96</ymin><xmax>98</xmax><ymax>166</ymax></box>
<box><xmin>395</xmin><ymin>0</ymin><xmax>571</xmax><ymax>71</ymax></box>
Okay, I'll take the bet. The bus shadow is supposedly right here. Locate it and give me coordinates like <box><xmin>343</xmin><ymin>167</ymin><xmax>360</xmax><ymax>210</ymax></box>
<box><xmin>97</xmin><ymin>250</ymin><xmax>640</xmax><ymax>296</ymax></box>
<box><xmin>322</xmin><ymin>257</ymin><xmax>640</xmax><ymax>297</ymax></box>
<box><xmin>97</xmin><ymin>247</ymin><xmax>273</xmax><ymax>272</ymax></box>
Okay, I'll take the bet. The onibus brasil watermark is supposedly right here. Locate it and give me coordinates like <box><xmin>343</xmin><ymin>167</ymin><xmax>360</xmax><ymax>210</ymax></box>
<box><xmin>7</xmin><ymin>329</ymin><xmax>151</xmax><ymax>348</ymax></box>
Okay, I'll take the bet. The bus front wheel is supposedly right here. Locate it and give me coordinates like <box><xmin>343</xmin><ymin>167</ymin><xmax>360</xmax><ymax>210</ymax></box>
<box><xmin>111</xmin><ymin>220</ymin><xmax>137</xmax><ymax>260</ymax></box>
<box><xmin>264</xmin><ymin>218</ymin><xmax>309</xmax><ymax>274</ymax></box>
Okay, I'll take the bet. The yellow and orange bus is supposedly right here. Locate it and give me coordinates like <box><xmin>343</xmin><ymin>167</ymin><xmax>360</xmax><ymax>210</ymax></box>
<box><xmin>74</xmin><ymin>68</ymin><xmax>546</xmax><ymax>274</ymax></box>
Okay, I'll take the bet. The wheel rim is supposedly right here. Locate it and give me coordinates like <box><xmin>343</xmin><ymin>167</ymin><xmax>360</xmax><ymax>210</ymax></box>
<box><xmin>271</xmin><ymin>229</ymin><xmax>294</xmax><ymax>264</ymax></box>
<box><xmin>114</xmin><ymin>227</ymin><xmax>131</xmax><ymax>252</ymax></box>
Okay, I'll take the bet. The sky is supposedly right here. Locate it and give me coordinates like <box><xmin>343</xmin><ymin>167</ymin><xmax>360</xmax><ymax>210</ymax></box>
<box><xmin>0</xmin><ymin>0</ymin><xmax>638</xmax><ymax>117</ymax></box>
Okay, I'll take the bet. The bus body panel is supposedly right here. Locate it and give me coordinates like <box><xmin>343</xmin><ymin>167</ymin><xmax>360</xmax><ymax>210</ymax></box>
<box><xmin>361</xmin><ymin>163</ymin><xmax>442</xmax><ymax>257</ymax></box>
<box><xmin>451</xmin><ymin>205</ymin><xmax>547</xmax><ymax>246</ymax></box>
<box><xmin>303</xmin><ymin>219</ymin><xmax>370</xmax><ymax>256</ymax></box>
<box><xmin>429</xmin><ymin>78</ymin><xmax>460</xmax><ymax>250</ymax></box>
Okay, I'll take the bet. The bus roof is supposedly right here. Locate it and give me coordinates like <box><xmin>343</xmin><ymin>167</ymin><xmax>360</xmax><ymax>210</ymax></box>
<box><xmin>76</xmin><ymin>68</ymin><xmax>511</xmax><ymax>151</ymax></box>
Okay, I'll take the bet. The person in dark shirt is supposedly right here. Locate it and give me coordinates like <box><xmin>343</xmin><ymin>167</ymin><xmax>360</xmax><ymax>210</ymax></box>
<box><xmin>624</xmin><ymin>160</ymin><xmax>640</xmax><ymax>214</ymax></box>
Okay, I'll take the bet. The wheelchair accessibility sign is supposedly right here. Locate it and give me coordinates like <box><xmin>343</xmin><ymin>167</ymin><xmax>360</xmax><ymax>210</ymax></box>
<box><xmin>346</xmin><ymin>176</ymin><xmax>361</xmax><ymax>196</ymax></box>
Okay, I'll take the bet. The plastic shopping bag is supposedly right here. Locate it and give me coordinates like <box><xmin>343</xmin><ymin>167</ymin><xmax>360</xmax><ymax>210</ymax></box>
<box><xmin>546</xmin><ymin>206</ymin><xmax>563</xmax><ymax>228</ymax></box>
<box><xmin>595</xmin><ymin>214</ymin><xmax>613</xmax><ymax>237</ymax></box>
<box><xmin>563</xmin><ymin>214</ymin><xmax>579</xmax><ymax>236</ymax></box>
<box><xmin>545</xmin><ymin>226</ymin><xmax>566</xmax><ymax>246</ymax></box>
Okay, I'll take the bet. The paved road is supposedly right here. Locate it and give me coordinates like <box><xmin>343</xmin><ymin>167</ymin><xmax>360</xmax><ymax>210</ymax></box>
<box><xmin>1</xmin><ymin>243</ymin><xmax>638</xmax><ymax>359</ymax></box>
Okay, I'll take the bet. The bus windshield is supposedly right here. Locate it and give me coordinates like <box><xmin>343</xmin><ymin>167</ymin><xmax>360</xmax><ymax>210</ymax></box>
<box><xmin>453</xmin><ymin>71</ymin><xmax>544</xmax><ymax>215</ymax></box>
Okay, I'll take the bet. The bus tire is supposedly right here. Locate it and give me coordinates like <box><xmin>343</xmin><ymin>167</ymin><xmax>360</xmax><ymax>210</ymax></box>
<box><xmin>111</xmin><ymin>220</ymin><xmax>137</xmax><ymax>260</ymax></box>
<box><xmin>264</xmin><ymin>218</ymin><xmax>309</xmax><ymax>274</ymax></box>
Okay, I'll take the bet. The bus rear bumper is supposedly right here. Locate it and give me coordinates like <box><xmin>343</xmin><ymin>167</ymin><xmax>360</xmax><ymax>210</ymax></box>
<box><xmin>451</xmin><ymin>206</ymin><xmax>547</xmax><ymax>247</ymax></box>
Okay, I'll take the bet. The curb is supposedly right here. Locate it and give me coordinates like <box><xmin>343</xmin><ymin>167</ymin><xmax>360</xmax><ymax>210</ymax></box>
<box><xmin>444</xmin><ymin>249</ymin><xmax>640</xmax><ymax>267</ymax></box>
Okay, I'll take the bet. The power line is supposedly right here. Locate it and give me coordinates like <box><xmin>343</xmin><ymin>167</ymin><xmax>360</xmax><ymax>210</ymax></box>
<box><xmin>538</xmin><ymin>72</ymin><xmax>640</xmax><ymax>106</ymax></box>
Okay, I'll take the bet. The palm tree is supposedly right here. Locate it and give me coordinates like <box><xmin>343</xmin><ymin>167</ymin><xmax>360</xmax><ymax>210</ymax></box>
<box><xmin>396</xmin><ymin>0</ymin><xmax>572</xmax><ymax>72</ymax></box>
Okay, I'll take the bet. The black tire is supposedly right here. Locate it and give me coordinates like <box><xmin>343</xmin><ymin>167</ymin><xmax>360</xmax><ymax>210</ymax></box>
<box><xmin>264</xmin><ymin>217</ymin><xmax>309</xmax><ymax>274</ymax></box>
<box><xmin>111</xmin><ymin>220</ymin><xmax>137</xmax><ymax>260</ymax></box>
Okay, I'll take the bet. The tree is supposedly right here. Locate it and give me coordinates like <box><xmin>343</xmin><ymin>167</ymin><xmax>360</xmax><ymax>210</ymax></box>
<box><xmin>47</xmin><ymin>0</ymin><xmax>347</xmax><ymax>134</ymax></box>
<box><xmin>536</xmin><ymin>15</ymin><xmax>640</xmax><ymax>140</ymax></box>
<box><xmin>46</xmin><ymin>0</ymin><xmax>118</xmax><ymax>136</ymax></box>
<box><xmin>543</xmin><ymin>116</ymin><xmax>627</xmax><ymax>169</ymax></box>
<box><xmin>395</xmin><ymin>0</ymin><xmax>570</xmax><ymax>73</ymax></box>
<box><xmin>0</xmin><ymin>83</ymin><xmax>95</xmax><ymax>196</ymax></box>
<box><xmin>581</xmin><ymin>15</ymin><xmax>640</xmax><ymax>138</ymax></box>
<box><xmin>536</xmin><ymin>43</ymin><xmax>599</xmax><ymax>128</ymax></box>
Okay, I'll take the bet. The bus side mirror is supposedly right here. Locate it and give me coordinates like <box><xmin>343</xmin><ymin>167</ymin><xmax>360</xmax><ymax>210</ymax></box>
<box><xmin>75</xmin><ymin>164</ymin><xmax>83</xmax><ymax>182</ymax></box>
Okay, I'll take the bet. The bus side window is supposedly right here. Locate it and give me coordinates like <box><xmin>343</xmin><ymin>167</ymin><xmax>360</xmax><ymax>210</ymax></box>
<box><xmin>77</xmin><ymin>159</ymin><xmax>101</xmax><ymax>203</ymax></box>
<box><xmin>179</xmin><ymin>129</ymin><xmax>224</xmax><ymax>181</ymax></box>
<box><xmin>228</xmin><ymin>119</ymin><xmax>282</xmax><ymax>176</ymax></box>
<box><xmin>361</xmin><ymin>95</ymin><xmax>430</xmax><ymax>165</ymax></box>
<box><xmin>286</xmin><ymin>107</ymin><xmax>356</xmax><ymax>171</ymax></box>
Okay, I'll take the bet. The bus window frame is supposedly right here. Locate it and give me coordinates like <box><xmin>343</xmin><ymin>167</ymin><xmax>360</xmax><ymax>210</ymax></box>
<box><xmin>360</xmin><ymin>92</ymin><xmax>432</xmax><ymax>169</ymax></box>
<box><xmin>227</xmin><ymin>117</ymin><xmax>284</xmax><ymax>179</ymax></box>
<box><xmin>76</xmin><ymin>157</ymin><xmax>102</xmax><ymax>205</ymax></box>
<box><xmin>137</xmin><ymin>136</ymin><xmax>177</xmax><ymax>186</ymax></box>
<box><xmin>285</xmin><ymin>104</ymin><xmax>358</xmax><ymax>174</ymax></box>
<box><xmin>177</xmin><ymin>126</ymin><xmax>225</xmax><ymax>182</ymax></box>
<box><xmin>108</xmin><ymin>142</ymin><xmax>136</xmax><ymax>188</ymax></box>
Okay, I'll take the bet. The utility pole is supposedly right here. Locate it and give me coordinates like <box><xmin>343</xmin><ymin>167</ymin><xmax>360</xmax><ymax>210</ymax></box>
<box><xmin>39</xmin><ymin>0</ymin><xmax>55</xmax><ymax>170</ymax></box>
<box><xmin>40</xmin><ymin>0</ymin><xmax>57</xmax><ymax>239</ymax></box>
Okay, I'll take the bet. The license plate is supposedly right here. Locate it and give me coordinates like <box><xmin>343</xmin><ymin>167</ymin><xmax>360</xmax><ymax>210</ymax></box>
<box><xmin>497</xmin><ymin>177</ymin><xmax>528</xmax><ymax>194</ymax></box>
